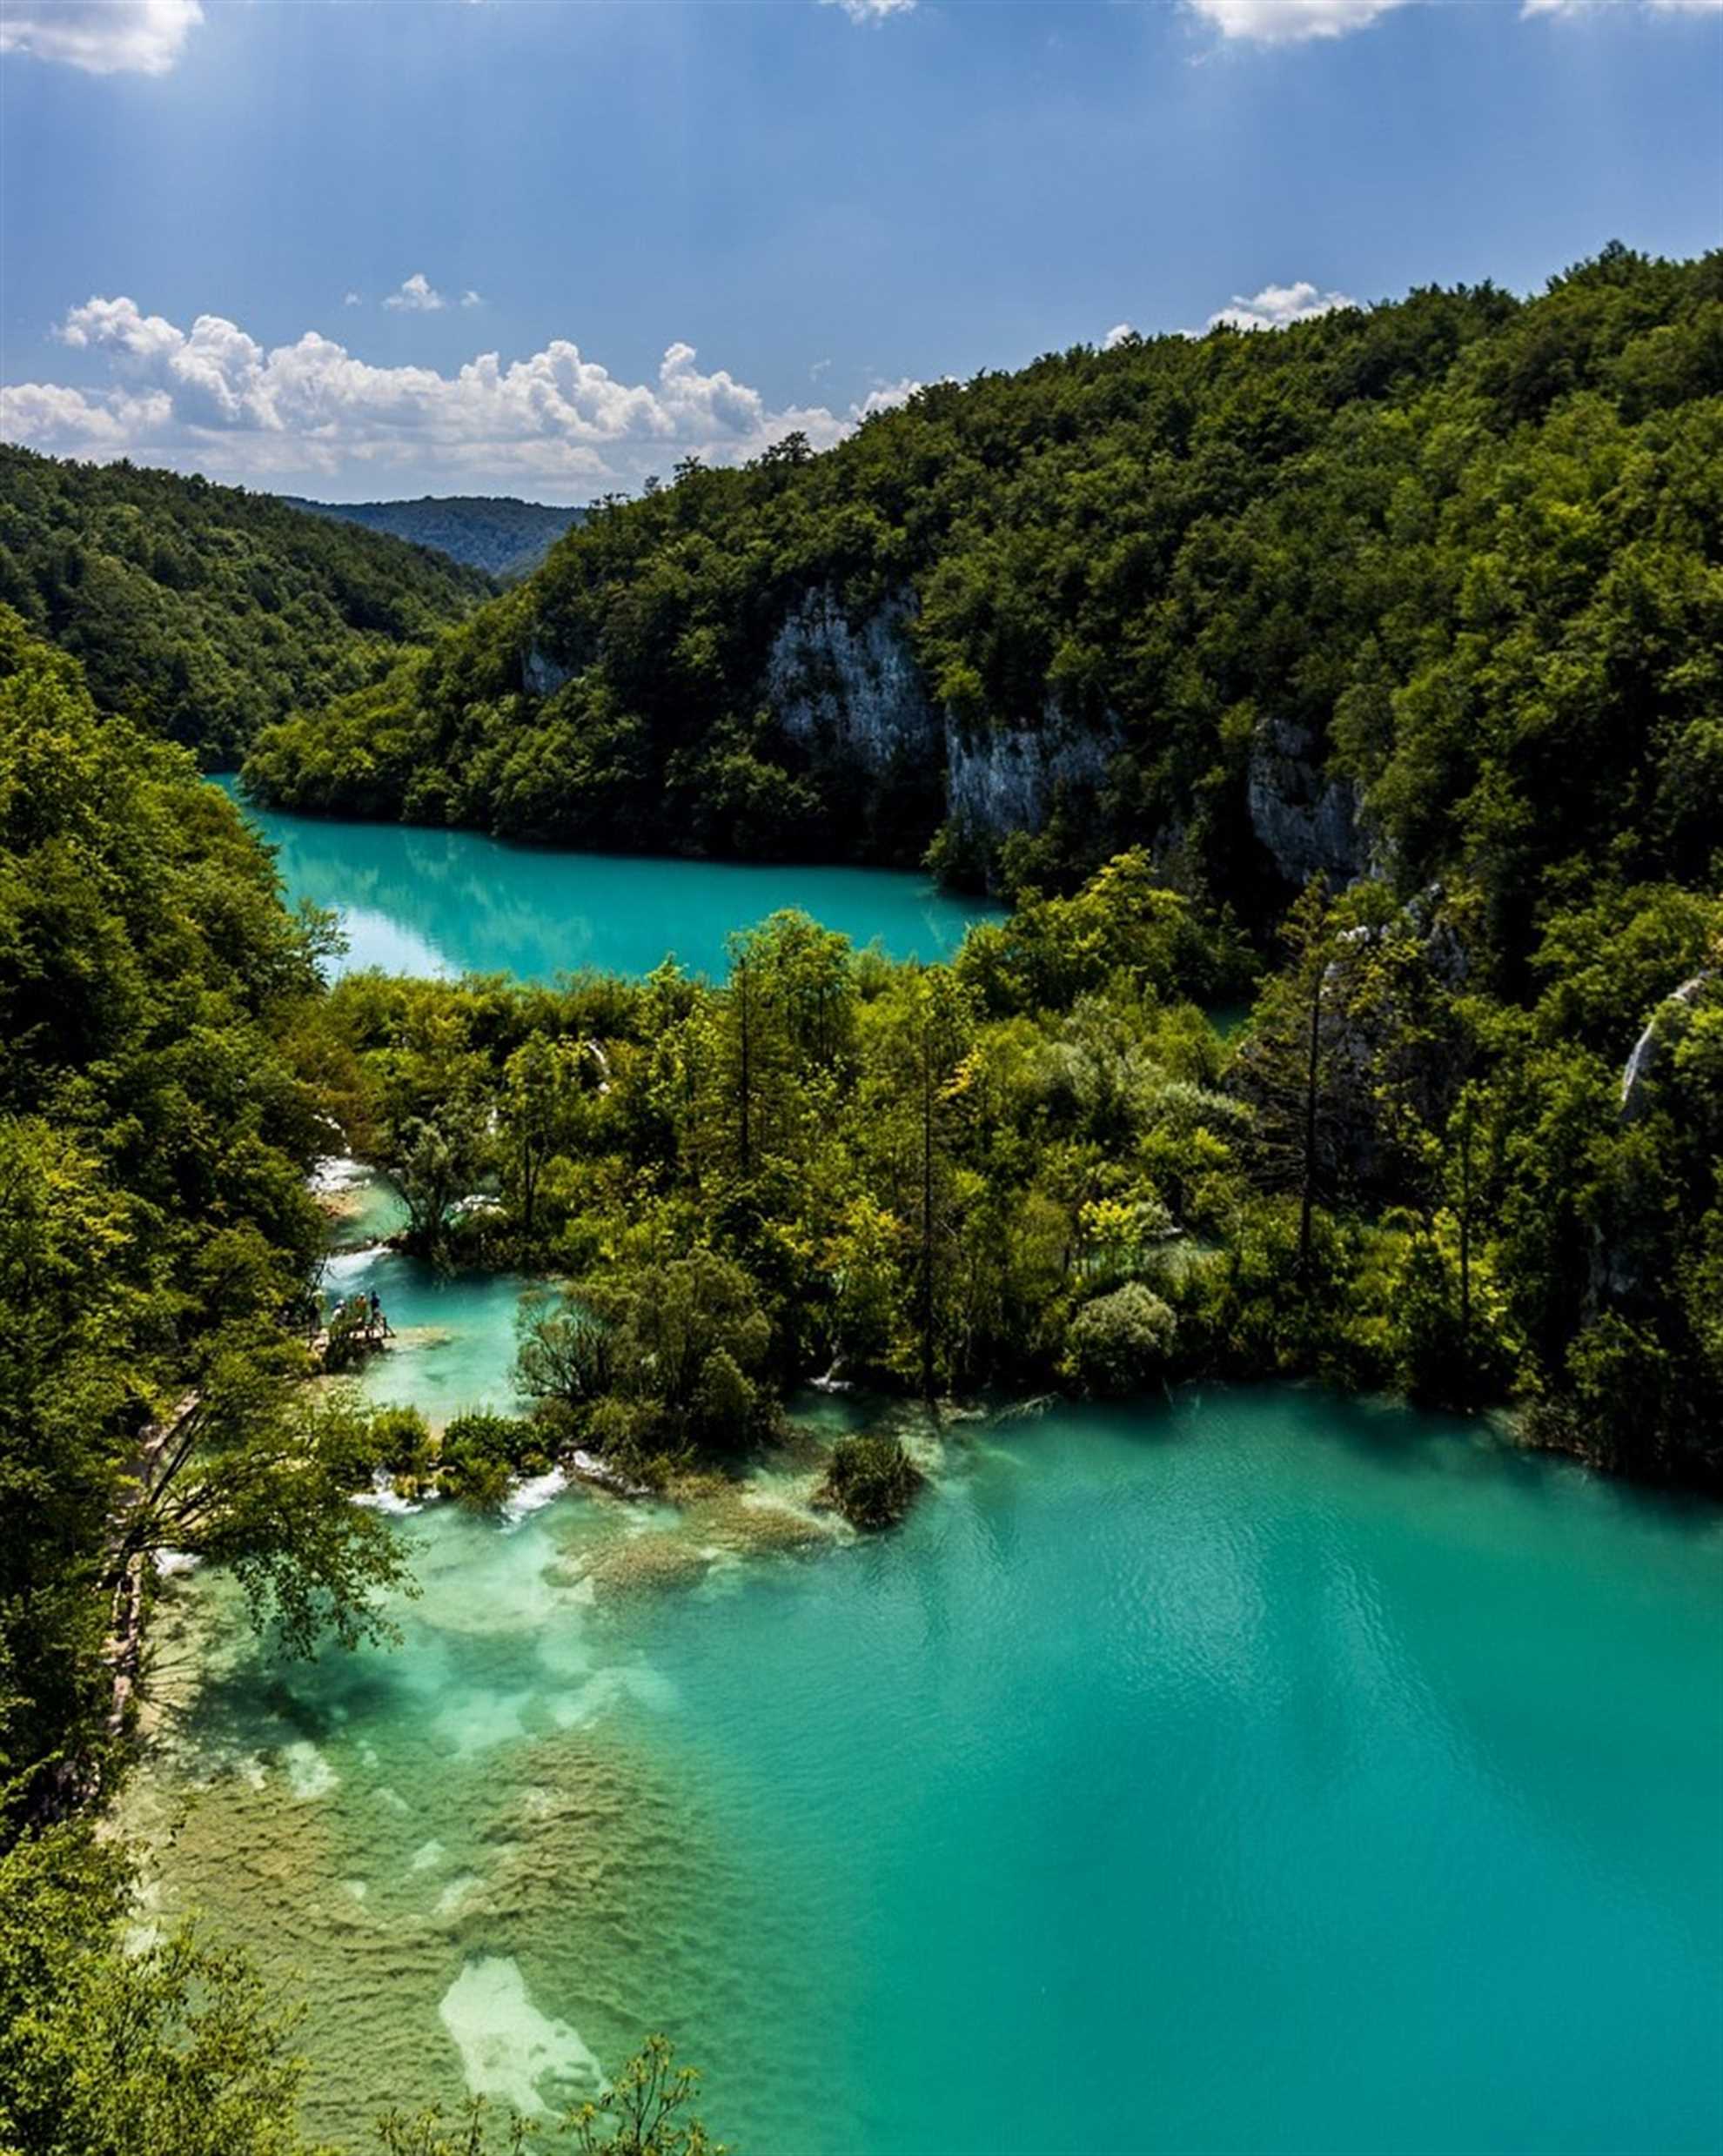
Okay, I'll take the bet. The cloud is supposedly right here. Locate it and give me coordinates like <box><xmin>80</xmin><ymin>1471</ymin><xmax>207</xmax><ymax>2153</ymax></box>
<box><xmin>0</xmin><ymin>0</ymin><xmax>202</xmax><ymax>73</ymax></box>
<box><xmin>1205</xmin><ymin>278</ymin><xmax>1356</xmax><ymax>331</ymax></box>
<box><xmin>810</xmin><ymin>358</ymin><xmax>834</xmax><ymax>381</ymax></box>
<box><xmin>459</xmin><ymin>290</ymin><xmax>485</xmax><ymax>308</ymax></box>
<box><xmin>852</xmin><ymin>377</ymin><xmax>925</xmax><ymax>418</ymax></box>
<box><xmin>1103</xmin><ymin>323</ymin><xmax>1138</xmax><ymax>351</ymax></box>
<box><xmin>821</xmin><ymin>0</ymin><xmax>917</xmax><ymax>19</ymax></box>
<box><xmin>343</xmin><ymin>291</ymin><xmax>363</xmax><ymax>309</ymax></box>
<box><xmin>1525</xmin><ymin>0</ymin><xmax>1721</xmax><ymax>11</ymax></box>
<box><xmin>384</xmin><ymin>273</ymin><xmax>446</xmax><ymax>314</ymax></box>
<box><xmin>1193</xmin><ymin>0</ymin><xmax>1718</xmax><ymax>35</ymax></box>
<box><xmin>4</xmin><ymin>292</ymin><xmax>861</xmax><ymax>494</ymax></box>
<box><xmin>1184</xmin><ymin>0</ymin><xmax>1409</xmax><ymax>42</ymax></box>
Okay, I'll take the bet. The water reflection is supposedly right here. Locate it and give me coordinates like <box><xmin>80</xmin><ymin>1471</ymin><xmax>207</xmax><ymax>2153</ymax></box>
<box><xmin>214</xmin><ymin>780</ymin><xmax>998</xmax><ymax>981</ymax></box>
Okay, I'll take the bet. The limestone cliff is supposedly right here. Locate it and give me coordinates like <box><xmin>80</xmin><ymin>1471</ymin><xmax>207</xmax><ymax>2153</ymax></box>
<box><xmin>1246</xmin><ymin>713</ymin><xmax>1367</xmax><ymax>886</ymax></box>
<box><xmin>765</xmin><ymin>584</ymin><xmax>1117</xmax><ymax>847</ymax></box>
<box><xmin>764</xmin><ymin>588</ymin><xmax>940</xmax><ymax>774</ymax></box>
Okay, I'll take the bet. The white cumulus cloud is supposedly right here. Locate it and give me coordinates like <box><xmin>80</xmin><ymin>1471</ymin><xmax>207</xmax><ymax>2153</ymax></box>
<box><xmin>821</xmin><ymin>0</ymin><xmax>917</xmax><ymax>20</ymax></box>
<box><xmin>1525</xmin><ymin>0</ymin><xmax>1720</xmax><ymax>11</ymax></box>
<box><xmin>1103</xmin><ymin>323</ymin><xmax>1138</xmax><ymax>350</ymax></box>
<box><xmin>1194</xmin><ymin>0</ymin><xmax>1717</xmax><ymax>35</ymax></box>
<box><xmin>1206</xmin><ymin>278</ymin><xmax>1356</xmax><ymax>331</ymax></box>
<box><xmin>853</xmin><ymin>377</ymin><xmax>927</xmax><ymax>418</ymax></box>
<box><xmin>384</xmin><ymin>273</ymin><xmax>447</xmax><ymax>314</ymax></box>
<box><xmin>459</xmin><ymin>290</ymin><xmax>485</xmax><ymax>308</ymax></box>
<box><xmin>3</xmin><ymin>292</ymin><xmax>863</xmax><ymax>495</ymax></box>
<box><xmin>1185</xmin><ymin>0</ymin><xmax>1410</xmax><ymax>42</ymax></box>
<box><xmin>0</xmin><ymin>0</ymin><xmax>201</xmax><ymax>74</ymax></box>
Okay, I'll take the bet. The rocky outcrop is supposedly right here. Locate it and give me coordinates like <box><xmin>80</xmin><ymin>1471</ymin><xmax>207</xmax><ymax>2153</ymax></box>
<box><xmin>765</xmin><ymin>587</ymin><xmax>940</xmax><ymax>774</ymax></box>
<box><xmin>1246</xmin><ymin>713</ymin><xmax>1366</xmax><ymax>885</ymax></box>
<box><xmin>521</xmin><ymin>638</ymin><xmax>571</xmax><ymax>698</ymax></box>
<box><xmin>766</xmin><ymin>584</ymin><xmax>1117</xmax><ymax>845</ymax></box>
<box><xmin>944</xmin><ymin>709</ymin><xmax>1119</xmax><ymax>842</ymax></box>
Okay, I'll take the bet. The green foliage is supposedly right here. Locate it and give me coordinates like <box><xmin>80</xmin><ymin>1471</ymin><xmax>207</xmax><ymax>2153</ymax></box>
<box><xmin>437</xmin><ymin>1411</ymin><xmax>546</xmax><ymax>1507</ymax></box>
<box><xmin>1063</xmin><ymin>1282</ymin><xmax>1178</xmax><ymax>1396</ymax></box>
<box><xmin>0</xmin><ymin>609</ymin><xmax>414</xmax><ymax>1824</ymax></box>
<box><xmin>245</xmin><ymin>247</ymin><xmax>1720</xmax><ymax>941</ymax></box>
<box><xmin>374</xmin><ymin>2034</ymin><xmax>724</xmax><ymax>2156</ymax></box>
<box><xmin>0</xmin><ymin>1825</ymin><xmax>328</xmax><ymax>2156</ymax></box>
<box><xmin>0</xmin><ymin>447</ymin><xmax>490</xmax><ymax>762</ymax></box>
<box><xmin>0</xmin><ymin>619</ymin><xmax>426</xmax><ymax>2149</ymax></box>
<box><xmin>819</xmin><ymin>1433</ymin><xmax>924</xmax><ymax>1530</ymax></box>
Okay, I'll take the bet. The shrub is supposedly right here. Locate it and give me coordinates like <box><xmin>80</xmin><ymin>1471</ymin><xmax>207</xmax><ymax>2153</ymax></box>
<box><xmin>437</xmin><ymin>1410</ymin><xmax>538</xmax><ymax>1507</ymax></box>
<box><xmin>368</xmin><ymin>1404</ymin><xmax>434</xmax><ymax>1479</ymax></box>
<box><xmin>1063</xmin><ymin>1282</ymin><xmax>1177</xmax><ymax>1396</ymax></box>
<box><xmin>819</xmin><ymin>1434</ymin><xmax>922</xmax><ymax>1531</ymax></box>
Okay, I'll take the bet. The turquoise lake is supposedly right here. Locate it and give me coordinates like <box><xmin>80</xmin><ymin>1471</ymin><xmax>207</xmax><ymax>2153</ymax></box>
<box><xmin>139</xmin><ymin>1383</ymin><xmax>1723</xmax><ymax>2155</ymax></box>
<box><xmin>139</xmin><ymin>814</ymin><xmax>1723</xmax><ymax>2154</ymax></box>
<box><xmin>213</xmin><ymin>778</ymin><xmax>997</xmax><ymax>980</ymax></box>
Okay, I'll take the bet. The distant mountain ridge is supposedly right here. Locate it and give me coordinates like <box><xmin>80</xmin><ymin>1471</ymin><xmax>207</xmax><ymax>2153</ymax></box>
<box><xmin>283</xmin><ymin>494</ymin><xmax>587</xmax><ymax>579</ymax></box>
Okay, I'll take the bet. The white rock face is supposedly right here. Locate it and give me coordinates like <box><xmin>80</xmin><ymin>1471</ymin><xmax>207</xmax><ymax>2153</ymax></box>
<box><xmin>765</xmin><ymin>586</ymin><xmax>941</xmax><ymax>773</ymax></box>
<box><xmin>1246</xmin><ymin>713</ymin><xmax>1366</xmax><ymax>884</ymax></box>
<box><xmin>521</xmin><ymin>638</ymin><xmax>570</xmax><ymax>697</ymax></box>
<box><xmin>944</xmin><ymin>709</ymin><xmax>1117</xmax><ymax>840</ymax></box>
<box><xmin>766</xmin><ymin>584</ymin><xmax>1117</xmax><ymax>842</ymax></box>
<box><xmin>1620</xmin><ymin>972</ymin><xmax>1713</xmax><ymax>1122</ymax></box>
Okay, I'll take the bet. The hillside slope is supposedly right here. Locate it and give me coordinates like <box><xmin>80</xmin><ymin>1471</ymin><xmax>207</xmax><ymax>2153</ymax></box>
<box><xmin>0</xmin><ymin>449</ymin><xmax>493</xmax><ymax>762</ymax></box>
<box><xmin>245</xmin><ymin>244</ymin><xmax>1722</xmax><ymax>949</ymax></box>
<box><xmin>282</xmin><ymin>494</ymin><xmax>586</xmax><ymax>579</ymax></box>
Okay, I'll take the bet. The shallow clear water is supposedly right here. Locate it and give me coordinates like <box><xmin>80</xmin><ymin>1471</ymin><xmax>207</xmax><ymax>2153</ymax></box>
<box><xmin>138</xmin><ymin>1382</ymin><xmax>1723</xmax><ymax>2155</ymax></box>
<box><xmin>321</xmin><ymin>1239</ymin><xmax>533</xmax><ymax>1423</ymax></box>
<box><xmin>211</xmin><ymin>779</ymin><xmax>997</xmax><ymax>981</ymax></box>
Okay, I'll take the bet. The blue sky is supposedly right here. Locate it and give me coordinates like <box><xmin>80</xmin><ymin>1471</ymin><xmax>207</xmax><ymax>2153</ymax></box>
<box><xmin>2</xmin><ymin>0</ymin><xmax>1719</xmax><ymax>501</ymax></box>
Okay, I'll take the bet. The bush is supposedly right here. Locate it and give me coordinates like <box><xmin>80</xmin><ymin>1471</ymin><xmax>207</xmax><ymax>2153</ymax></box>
<box><xmin>437</xmin><ymin>1410</ymin><xmax>539</xmax><ymax>1507</ymax></box>
<box><xmin>819</xmin><ymin>1434</ymin><xmax>922</xmax><ymax>1531</ymax></box>
<box><xmin>368</xmin><ymin>1404</ymin><xmax>434</xmax><ymax>1479</ymax></box>
<box><xmin>1063</xmin><ymin>1282</ymin><xmax>1177</xmax><ymax>1396</ymax></box>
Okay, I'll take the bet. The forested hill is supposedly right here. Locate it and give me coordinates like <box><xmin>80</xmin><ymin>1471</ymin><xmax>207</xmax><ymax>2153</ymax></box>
<box><xmin>0</xmin><ymin>448</ymin><xmax>493</xmax><ymax>763</ymax></box>
<box><xmin>245</xmin><ymin>242</ymin><xmax>1722</xmax><ymax>946</ymax></box>
<box><xmin>282</xmin><ymin>493</ymin><xmax>587</xmax><ymax>579</ymax></box>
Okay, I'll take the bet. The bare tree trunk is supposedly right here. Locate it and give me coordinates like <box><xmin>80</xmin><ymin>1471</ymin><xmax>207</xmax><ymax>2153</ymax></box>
<box><xmin>1298</xmin><ymin>961</ymin><xmax>1323</xmax><ymax>1275</ymax></box>
<box><xmin>920</xmin><ymin>1042</ymin><xmax>936</xmax><ymax>1403</ymax></box>
<box><xmin>735</xmin><ymin>958</ymin><xmax>754</xmax><ymax>1176</ymax></box>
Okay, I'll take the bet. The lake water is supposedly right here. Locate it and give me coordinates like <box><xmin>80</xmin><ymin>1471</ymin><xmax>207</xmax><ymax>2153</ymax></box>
<box><xmin>212</xmin><ymin>779</ymin><xmax>997</xmax><ymax>980</ymax></box>
<box><xmin>136</xmin><ymin>1383</ymin><xmax>1723</xmax><ymax>2155</ymax></box>
<box><xmin>139</xmin><ymin>819</ymin><xmax>1723</xmax><ymax>2155</ymax></box>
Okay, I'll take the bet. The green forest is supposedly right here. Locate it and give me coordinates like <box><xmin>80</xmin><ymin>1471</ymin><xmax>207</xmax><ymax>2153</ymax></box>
<box><xmin>284</xmin><ymin>496</ymin><xmax>588</xmax><ymax>580</ymax></box>
<box><xmin>245</xmin><ymin>244</ymin><xmax>1721</xmax><ymax>943</ymax></box>
<box><xmin>0</xmin><ymin>244</ymin><xmax>1720</xmax><ymax>2153</ymax></box>
<box><xmin>0</xmin><ymin>613</ymin><xmax>718</xmax><ymax>2153</ymax></box>
<box><xmin>0</xmin><ymin>448</ymin><xmax>492</xmax><ymax>764</ymax></box>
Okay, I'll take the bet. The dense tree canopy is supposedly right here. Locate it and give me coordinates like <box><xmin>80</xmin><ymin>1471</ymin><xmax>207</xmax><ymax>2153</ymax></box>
<box><xmin>245</xmin><ymin>245</ymin><xmax>1721</xmax><ymax>954</ymax></box>
<box><xmin>0</xmin><ymin>449</ymin><xmax>491</xmax><ymax>763</ymax></box>
<box><xmin>0</xmin><ymin>610</ymin><xmax>407</xmax><ymax>1832</ymax></box>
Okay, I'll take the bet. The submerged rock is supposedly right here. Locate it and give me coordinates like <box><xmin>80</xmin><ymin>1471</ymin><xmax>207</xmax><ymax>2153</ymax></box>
<box><xmin>439</xmin><ymin>1955</ymin><xmax>600</xmax><ymax>2116</ymax></box>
